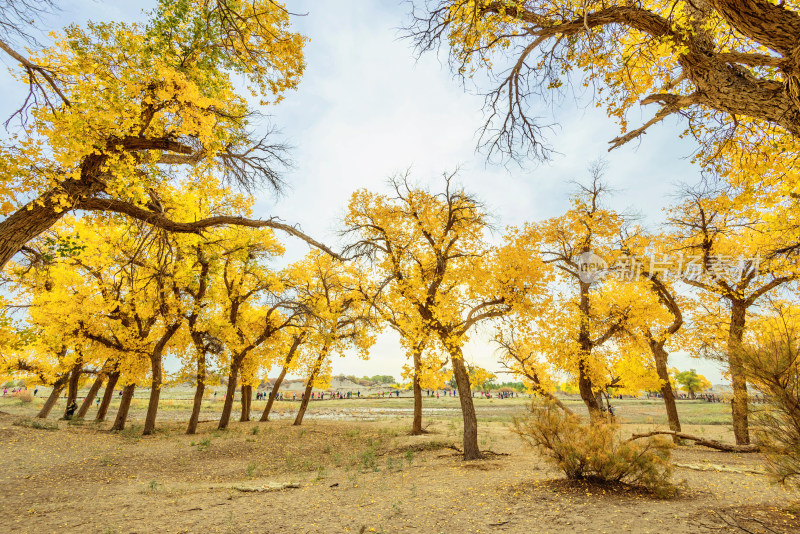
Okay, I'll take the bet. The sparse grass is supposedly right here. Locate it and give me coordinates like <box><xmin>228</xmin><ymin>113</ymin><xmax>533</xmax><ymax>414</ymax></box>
<box><xmin>191</xmin><ymin>438</ymin><xmax>211</xmax><ymax>451</ymax></box>
<box><xmin>12</xmin><ymin>418</ymin><xmax>58</xmax><ymax>431</ymax></box>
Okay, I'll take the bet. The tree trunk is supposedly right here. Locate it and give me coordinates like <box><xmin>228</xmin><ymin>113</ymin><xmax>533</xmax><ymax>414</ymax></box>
<box><xmin>450</xmin><ymin>347</ymin><xmax>481</xmax><ymax>460</ymax></box>
<box><xmin>0</xmin><ymin>176</ymin><xmax>101</xmax><ymax>272</ymax></box>
<box><xmin>142</xmin><ymin>355</ymin><xmax>163</xmax><ymax>436</ymax></box>
<box><xmin>728</xmin><ymin>302</ymin><xmax>750</xmax><ymax>445</ymax></box>
<box><xmin>651</xmin><ymin>342</ymin><xmax>682</xmax><ymax>438</ymax></box>
<box><xmin>240</xmin><ymin>384</ymin><xmax>251</xmax><ymax>422</ymax></box>
<box><xmin>261</xmin><ymin>365</ymin><xmax>288</xmax><ymax>422</ymax></box>
<box><xmin>186</xmin><ymin>354</ymin><xmax>206</xmax><ymax>435</ymax></box>
<box><xmin>293</xmin><ymin>375</ymin><xmax>316</xmax><ymax>426</ymax></box>
<box><xmin>37</xmin><ymin>375</ymin><xmax>68</xmax><ymax>419</ymax></box>
<box><xmin>142</xmin><ymin>325</ymin><xmax>181</xmax><ymax>436</ymax></box>
<box><xmin>577</xmin><ymin>360</ymin><xmax>603</xmax><ymax>419</ymax></box>
<box><xmin>76</xmin><ymin>374</ymin><xmax>104</xmax><ymax>420</ymax></box>
<box><xmin>411</xmin><ymin>347</ymin><xmax>424</xmax><ymax>435</ymax></box>
<box><xmin>63</xmin><ymin>365</ymin><xmax>81</xmax><ymax>417</ymax></box>
<box><xmin>95</xmin><ymin>371</ymin><xmax>119</xmax><ymax>422</ymax></box>
<box><xmin>294</xmin><ymin>351</ymin><xmax>325</xmax><ymax>426</ymax></box>
<box><xmin>577</xmin><ymin>281</ymin><xmax>603</xmax><ymax>419</ymax></box>
<box><xmin>218</xmin><ymin>364</ymin><xmax>240</xmax><ymax>430</ymax></box>
<box><xmin>111</xmin><ymin>384</ymin><xmax>135</xmax><ymax>431</ymax></box>
<box><xmin>260</xmin><ymin>335</ymin><xmax>302</xmax><ymax>422</ymax></box>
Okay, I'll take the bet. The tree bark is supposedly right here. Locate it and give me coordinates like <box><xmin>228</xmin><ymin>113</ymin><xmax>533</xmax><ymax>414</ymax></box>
<box><xmin>218</xmin><ymin>364</ymin><xmax>239</xmax><ymax>430</ymax></box>
<box><xmin>186</xmin><ymin>353</ymin><xmax>206</xmax><ymax>435</ymax></box>
<box><xmin>111</xmin><ymin>384</ymin><xmax>135</xmax><ymax>431</ymax></box>
<box><xmin>142</xmin><ymin>356</ymin><xmax>163</xmax><ymax>436</ymax></box>
<box><xmin>260</xmin><ymin>335</ymin><xmax>302</xmax><ymax>422</ymax></box>
<box><xmin>294</xmin><ymin>351</ymin><xmax>326</xmax><ymax>426</ymax></box>
<box><xmin>143</xmin><ymin>324</ymin><xmax>181</xmax><ymax>435</ymax></box>
<box><xmin>37</xmin><ymin>375</ymin><xmax>68</xmax><ymax>419</ymax></box>
<box><xmin>261</xmin><ymin>366</ymin><xmax>288</xmax><ymax>422</ymax></box>
<box><xmin>628</xmin><ymin>430</ymin><xmax>759</xmax><ymax>453</ymax></box>
<box><xmin>0</xmin><ymin>176</ymin><xmax>101</xmax><ymax>272</ymax></box>
<box><xmin>76</xmin><ymin>374</ymin><xmax>104</xmax><ymax>420</ymax></box>
<box><xmin>577</xmin><ymin>281</ymin><xmax>603</xmax><ymax>419</ymax></box>
<box><xmin>95</xmin><ymin>371</ymin><xmax>119</xmax><ymax>422</ymax></box>
<box><xmin>240</xmin><ymin>384</ymin><xmax>251</xmax><ymax>422</ymax></box>
<box><xmin>450</xmin><ymin>347</ymin><xmax>481</xmax><ymax>460</ymax></box>
<box><xmin>63</xmin><ymin>365</ymin><xmax>81</xmax><ymax>417</ymax></box>
<box><xmin>728</xmin><ymin>301</ymin><xmax>750</xmax><ymax>445</ymax></box>
<box><xmin>411</xmin><ymin>347</ymin><xmax>425</xmax><ymax>435</ymax></box>
<box><xmin>650</xmin><ymin>341</ymin><xmax>682</xmax><ymax>438</ymax></box>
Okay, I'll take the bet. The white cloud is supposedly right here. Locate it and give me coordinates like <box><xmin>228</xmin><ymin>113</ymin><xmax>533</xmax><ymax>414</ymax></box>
<box><xmin>0</xmin><ymin>0</ymin><xmax>725</xmax><ymax>384</ymax></box>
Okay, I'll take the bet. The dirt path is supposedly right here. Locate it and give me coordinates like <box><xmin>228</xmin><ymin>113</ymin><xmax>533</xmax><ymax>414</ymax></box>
<box><xmin>0</xmin><ymin>411</ymin><xmax>798</xmax><ymax>533</ymax></box>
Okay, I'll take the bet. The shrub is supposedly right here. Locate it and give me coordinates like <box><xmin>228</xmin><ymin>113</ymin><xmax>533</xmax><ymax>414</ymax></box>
<box><xmin>513</xmin><ymin>399</ymin><xmax>674</xmax><ymax>496</ymax></box>
<box><xmin>13</xmin><ymin>390</ymin><xmax>33</xmax><ymax>403</ymax></box>
<box><xmin>740</xmin><ymin>308</ymin><xmax>800</xmax><ymax>490</ymax></box>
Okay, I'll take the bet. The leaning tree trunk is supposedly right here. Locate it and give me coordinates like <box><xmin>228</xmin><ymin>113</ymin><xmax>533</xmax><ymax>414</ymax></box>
<box><xmin>218</xmin><ymin>363</ymin><xmax>240</xmax><ymax>430</ymax></box>
<box><xmin>260</xmin><ymin>336</ymin><xmax>302</xmax><ymax>422</ymax></box>
<box><xmin>37</xmin><ymin>375</ymin><xmax>68</xmax><ymax>419</ymax></box>
<box><xmin>294</xmin><ymin>352</ymin><xmax>326</xmax><ymax>426</ymax></box>
<box><xmin>76</xmin><ymin>374</ymin><xmax>104</xmax><ymax>420</ymax></box>
<box><xmin>0</xmin><ymin>176</ymin><xmax>102</xmax><ymax>272</ymax></box>
<box><xmin>142</xmin><ymin>355</ymin><xmax>163</xmax><ymax>436</ymax></box>
<box><xmin>95</xmin><ymin>371</ymin><xmax>119</xmax><ymax>422</ymax></box>
<box><xmin>651</xmin><ymin>342</ymin><xmax>681</xmax><ymax>438</ymax></box>
<box><xmin>728</xmin><ymin>302</ymin><xmax>750</xmax><ymax>445</ymax></box>
<box><xmin>142</xmin><ymin>325</ymin><xmax>181</xmax><ymax>436</ymax></box>
<box><xmin>261</xmin><ymin>365</ymin><xmax>289</xmax><ymax>422</ymax></box>
<box><xmin>186</xmin><ymin>353</ymin><xmax>206</xmax><ymax>435</ymax></box>
<box><xmin>450</xmin><ymin>347</ymin><xmax>481</xmax><ymax>460</ymax></box>
<box><xmin>293</xmin><ymin>376</ymin><xmax>317</xmax><ymax>426</ymax></box>
<box><xmin>111</xmin><ymin>384</ymin><xmax>136</xmax><ymax>431</ymax></box>
<box><xmin>411</xmin><ymin>347</ymin><xmax>425</xmax><ymax>435</ymax></box>
<box><xmin>240</xmin><ymin>384</ymin><xmax>252</xmax><ymax>422</ymax></box>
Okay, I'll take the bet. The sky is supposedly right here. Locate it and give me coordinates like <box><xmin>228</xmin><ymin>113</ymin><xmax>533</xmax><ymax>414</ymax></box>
<box><xmin>0</xmin><ymin>0</ymin><xmax>730</xmax><ymax>384</ymax></box>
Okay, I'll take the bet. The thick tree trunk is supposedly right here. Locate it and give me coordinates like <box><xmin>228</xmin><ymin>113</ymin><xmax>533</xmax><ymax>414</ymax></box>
<box><xmin>37</xmin><ymin>376</ymin><xmax>68</xmax><ymax>419</ymax></box>
<box><xmin>728</xmin><ymin>302</ymin><xmax>750</xmax><ymax>445</ymax></box>
<box><xmin>260</xmin><ymin>335</ymin><xmax>302</xmax><ymax>422</ymax></box>
<box><xmin>577</xmin><ymin>359</ymin><xmax>603</xmax><ymax>419</ymax></box>
<box><xmin>651</xmin><ymin>342</ymin><xmax>682</xmax><ymax>438</ymax></box>
<box><xmin>577</xmin><ymin>282</ymin><xmax>603</xmax><ymax>419</ymax></box>
<box><xmin>218</xmin><ymin>364</ymin><xmax>240</xmax><ymax>430</ymax></box>
<box><xmin>411</xmin><ymin>347</ymin><xmax>425</xmax><ymax>435</ymax></box>
<box><xmin>186</xmin><ymin>354</ymin><xmax>206</xmax><ymax>435</ymax></box>
<box><xmin>450</xmin><ymin>347</ymin><xmax>481</xmax><ymax>460</ymax></box>
<box><xmin>63</xmin><ymin>365</ymin><xmax>82</xmax><ymax>417</ymax></box>
<box><xmin>261</xmin><ymin>365</ymin><xmax>288</xmax><ymax>422</ymax></box>
<box><xmin>76</xmin><ymin>374</ymin><xmax>104</xmax><ymax>420</ymax></box>
<box><xmin>142</xmin><ymin>355</ymin><xmax>163</xmax><ymax>436</ymax></box>
<box><xmin>95</xmin><ymin>371</ymin><xmax>119</xmax><ymax>422</ymax></box>
<box><xmin>240</xmin><ymin>384</ymin><xmax>251</xmax><ymax>422</ymax></box>
<box><xmin>111</xmin><ymin>384</ymin><xmax>135</xmax><ymax>431</ymax></box>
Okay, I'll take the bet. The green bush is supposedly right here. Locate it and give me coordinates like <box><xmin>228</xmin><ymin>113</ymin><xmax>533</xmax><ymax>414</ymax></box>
<box><xmin>513</xmin><ymin>399</ymin><xmax>675</xmax><ymax>496</ymax></box>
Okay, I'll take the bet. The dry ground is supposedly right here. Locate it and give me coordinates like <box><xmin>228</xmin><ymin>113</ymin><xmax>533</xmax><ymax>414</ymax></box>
<box><xmin>0</xmin><ymin>395</ymin><xmax>798</xmax><ymax>533</ymax></box>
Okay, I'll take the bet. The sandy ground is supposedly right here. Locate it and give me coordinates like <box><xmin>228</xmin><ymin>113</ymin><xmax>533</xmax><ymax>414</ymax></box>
<box><xmin>0</xmin><ymin>397</ymin><xmax>798</xmax><ymax>533</ymax></box>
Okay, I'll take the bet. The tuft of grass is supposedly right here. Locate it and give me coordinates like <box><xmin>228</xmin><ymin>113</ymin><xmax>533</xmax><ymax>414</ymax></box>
<box><xmin>360</xmin><ymin>446</ymin><xmax>378</xmax><ymax>472</ymax></box>
<box><xmin>190</xmin><ymin>438</ymin><xmax>211</xmax><ymax>451</ymax></box>
<box><xmin>246</xmin><ymin>461</ymin><xmax>258</xmax><ymax>478</ymax></box>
